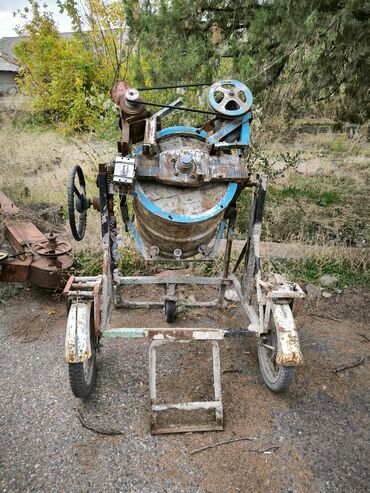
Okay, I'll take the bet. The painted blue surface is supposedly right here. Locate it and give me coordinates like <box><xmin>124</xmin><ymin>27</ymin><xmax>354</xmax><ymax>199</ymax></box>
<box><xmin>207</xmin><ymin>113</ymin><xmax>251</xmax><ymax>146</ymax></box>
<box><xmin>239</xmin><ymin>113</ymin><xmax>251</xmax><ymax>145</ymax></box>
<box><xmin>207</xmin><ymin>217</ymin><xmax>226</xmax><ymax>259</ymax></box>
<box><xmin>134</xmin><ymin>125</ymin><xmax>237</xmax><ymax>223</ymax></box>
<box><xmin>158</xmin><ymin>126</ymin><xmax>207</xmax><ymax>140</ymax></box>
<box><xmin>134</xmin><ymin>126</ymin><xmax>206</xmax><ymax>156</ymax></box>
<box><xmin>134</xmin><ymin>181</ymin><xmax>237</xmax><ymax>223</ymax></box>
<box><xmin>126</xmin><ymin>220</ymin><xmax>149</xmax><ymax>258</ymax></box>
<box><xmin>102</xmin><ymin>328</ymin><xmax>146</xmax><ymax>338</ymax></box>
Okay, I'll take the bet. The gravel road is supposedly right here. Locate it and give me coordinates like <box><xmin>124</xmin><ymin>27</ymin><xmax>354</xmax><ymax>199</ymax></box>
<box><xmin>0</xmin><ymin>285</ymin><xmax>369</xmax><ymax>493</ymax></box>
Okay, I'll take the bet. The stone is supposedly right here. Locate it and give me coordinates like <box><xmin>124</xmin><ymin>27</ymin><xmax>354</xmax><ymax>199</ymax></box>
<box><xmin>319</xmin><ymin>274</ymin><xmax>338</xmax><ymax>287</ymax></box>
<box><xmin>306</xmin><ymin>283</ymin><xmax>320</xmax><ymax>300</ymax></box>
<box><xmin>321</xmin><ymin>291</ymin><xmax>333</xmax><ymax>299</ymax></box>
<box><xmin>225</xmin><ymin>289</ymin><xmax>239</xmax><ymax>302</ymax></box>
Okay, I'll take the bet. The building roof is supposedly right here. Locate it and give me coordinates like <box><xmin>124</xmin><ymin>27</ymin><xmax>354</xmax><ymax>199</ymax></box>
<box><xmin>0</xmin><ymin>56</ymin><xmax>19</xmax><ymax>72</ymax></box>
<box><xmin>0</xmin><ymin>33</ymin><xmax>75</xmax><ymax>71</ymax></box>
<box><xmin>0</xmin><ymin>36</ymin><xmax>24</xmax><ymax>60</ymax></box>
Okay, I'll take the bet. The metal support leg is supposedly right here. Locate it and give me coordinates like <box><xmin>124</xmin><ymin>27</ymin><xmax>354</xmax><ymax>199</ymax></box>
<box><xmin>211</xmin><ymin>340</ymin><xmax>223</xmax><ymax>427</ymax></box>
<box><xmin>97</xmin><ymin>164</ymin><xmax>113</xmax><ymax>331</ymax></box>
<box><xmin>242</xmin><ymin>175</ymin><xmax>267</xmax><ymax>304</ymax></box>
<box><xmin>149</xmin><ymin>339</ymin><xmax>224</xmax><ymax>434</ymax></box>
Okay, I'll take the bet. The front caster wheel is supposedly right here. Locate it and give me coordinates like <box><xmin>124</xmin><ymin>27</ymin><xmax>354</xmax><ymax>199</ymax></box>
<box><xmin>68</xmin><ymin>305</ymin><xmax>97</xmax><ymax>398</ymax></box>
<box><xmin>68</xmin><ymin>356</ymin><xmax>97</xmax><ymax>398</ymax></box>
<box><xmin>257</xmin><ymin>306</ymin><xmax>294</xmax><ymax>392</ymax></box>
<box><xmin>164</xmin><ymin>300</ymin><xmax>177</xmax><ymax>323</ymax></box>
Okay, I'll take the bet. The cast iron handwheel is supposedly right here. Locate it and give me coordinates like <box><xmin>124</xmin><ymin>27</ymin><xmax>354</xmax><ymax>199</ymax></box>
<box><xmin>32</xmin><ymin>238</ymin><xmax>72</xmax><ymax>257</ymax></box>
<box><xmin>67</xmin><ymin>164</ymin><xmax>89</xmax><ymax>241</ymax></box>
<box><xmin>257</xmin><ymin>305</ymin><xmax>294</xmax><ymax>392</ymax></box>
<box><xmin>68</xmin><ymin>305</ymin><xmax>97</xmax><ymax>398</ymax></box>
<box><xmin>165</xmin><ymin>300</ymin><xmax>177</xmax><ymax>323</ymax></box>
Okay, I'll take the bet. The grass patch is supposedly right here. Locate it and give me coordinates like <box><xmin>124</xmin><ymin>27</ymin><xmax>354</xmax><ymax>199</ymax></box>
<box><xmin>264</xmin><ymin>256</ymin><xmax>369</xmax><ymax>289</ymax></box>
<box><xmin>329</xmin><ymin>134</ymin><xmax>361</xmax><ymax>156</ymax></box>
<box><xmin>72</xmin><ymin>249</ymin><xmax>103</xmax><ymax>277</ymax></box>
<box><xmin>72</xmin><ymin>247</ymin><xmax>157</xmax><ymax>277</ymax></box>
<box><xmin>270</xmin><ymin>186</ymin><xmax>342</xmax><ymax>206</ymax></box>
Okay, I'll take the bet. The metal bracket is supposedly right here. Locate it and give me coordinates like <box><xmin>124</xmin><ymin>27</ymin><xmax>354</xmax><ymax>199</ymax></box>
<box><xmin>113</xmin><ymin>156</ymin><xmax>136</xmax><ymax>186</ymax></box>
<box><xmin>207</xmin><ymin>113</ymin><xmax>251</xmax><ymax>151</ymax></box>
<box><xmin>257</xmin><ymin>273</ymin><xmax>305</xmax><ymax>334</ymax></box>
<box><xmin>63</xmin><ymin>275</ymin><xmax>102</xmax><ymax>335</ymax></box>
<box><xmin>143</xmin><ymin>98</ymin><xmax>184</xmax><ymax>156</ymax></box>
<box><xmin>164</xmin><ymin>282</ymin><xmax>178</xmax><ymax>303</ymax></box>
<box><xmin>149</xmin><ymin>339</ymin><xmax>223</xmax><ymax>434</ymax></box>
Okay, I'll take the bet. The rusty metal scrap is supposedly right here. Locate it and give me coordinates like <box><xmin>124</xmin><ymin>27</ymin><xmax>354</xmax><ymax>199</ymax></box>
<box><xmin>0</xmin><ymin>194</ymin><xmax>73</xmax><ymax>288</ymax></box>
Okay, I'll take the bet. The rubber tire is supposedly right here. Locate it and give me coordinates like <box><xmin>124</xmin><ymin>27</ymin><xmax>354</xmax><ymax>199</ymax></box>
<box><xmin>68</xmin><ymin>357</ymin><xmax>97</xmax><ymax>398</ymax></box>
<box><xmin>68</xmin><ymin>305</ymin><xmax>97</xmax><ymax>398</ymax></box>
<box><xmin>67</xmin><ymin>164</ymin><xmax>87</xmax><ymax>241</ymax></box>
<box><xmin>165</xmin><ymin>300</ymin><xmax>177</xmax><ymax>323</ymax></box>
<box><xmin>257</xmin><ymin>305</ymin><xmax>294</xmax><ymax>392</ymax></box>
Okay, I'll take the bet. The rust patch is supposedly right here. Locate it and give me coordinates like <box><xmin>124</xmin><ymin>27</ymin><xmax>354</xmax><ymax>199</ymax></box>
<box><xmin>278</xmin><ymin>326</ymin><xmax>289</xmax><ymax>333</ymax></box>
<box><xmin>276</xmin><ymin>351</ymin><xmax>304</xmax><ymax>366</ymax></box>
<box><xmin>147</xmin><ymin>330</ymin><xmax>193</xmax><ymax>340</ymax></box>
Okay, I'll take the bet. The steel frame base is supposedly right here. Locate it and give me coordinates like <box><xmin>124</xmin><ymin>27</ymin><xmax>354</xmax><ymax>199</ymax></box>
<box><xmin>114</xmin><ymin>275</ymin><xmax>231</xmax><ymax>309</ymax></box>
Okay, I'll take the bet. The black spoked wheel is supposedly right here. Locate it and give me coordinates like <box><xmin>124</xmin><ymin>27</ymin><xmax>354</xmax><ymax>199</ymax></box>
<box><xmin>68</xmin><ymin>306</ymin><xmax>97</xmax><ymax>398</ymax></box>
<box><xmin>67</xmin><ymin>164</ymin><xmax>89</xmax><ymax>241</ymax></box>
<box><xmin>165</xmin><ymin>300</ymin><xmax>177</xmax><ymax>323</ymax></box>
<box><xmin>257</xmin><ymin>306</ymin><xmax>294</xmax><ymax>392</ymax></box>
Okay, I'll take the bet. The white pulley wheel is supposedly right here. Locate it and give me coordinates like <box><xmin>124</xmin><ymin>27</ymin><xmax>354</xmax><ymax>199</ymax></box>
<box><xmin>208</xmin><ymin>79</ymin><xmax>253</xmax><ymax>117</ymax></box>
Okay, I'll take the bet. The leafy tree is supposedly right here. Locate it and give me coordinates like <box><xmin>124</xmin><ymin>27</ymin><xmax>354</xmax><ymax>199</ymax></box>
<box><xmin>124</xmin><ymin>0</ymin><xmax>370</xmax><ymax>123</ymax></box>
<box><xmin>13</xmin><ymin>0</ymin><xmax>369</xmax><ymax>129</ymax></box>
<box><xmin>14</xmin><ymin>0</ymin><xmax>129</xmax><ymax>131</ymax></box>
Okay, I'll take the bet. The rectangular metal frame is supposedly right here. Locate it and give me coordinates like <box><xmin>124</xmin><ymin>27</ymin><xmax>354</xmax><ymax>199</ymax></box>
<box><xmin>149</xmin><ymin>339</ymin><xmax>223</xmax><ymax>434</ymax></box>
<box><xmin>114</xmin><ymin>275</ymin><xmax>231</xmax><ymax>308</ymax></box>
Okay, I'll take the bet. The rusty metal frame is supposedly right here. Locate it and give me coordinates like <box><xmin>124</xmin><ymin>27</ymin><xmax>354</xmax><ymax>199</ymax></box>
<box><xmin>114</xmin><ymin>275</ymin><xmax>231</xmax><ymax>309</ymax></box>
<box><xmin>63</xmin><ymin>275</ymin><xmax>102</xmax><ymax>335</ymax></box>
<box><xmin>257</xmin><ymin>275</ymin><xmax>305</xmax><ymax>334</ymax></box>
<box><xmin>63</xmin><ymin>164</ymin><xmax>305</xmax><ymax>433</ymax></box>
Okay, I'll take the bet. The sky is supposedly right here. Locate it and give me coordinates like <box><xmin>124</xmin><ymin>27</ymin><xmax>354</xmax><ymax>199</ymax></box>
<box><xmin>0</xmin><ymin>0</ymin><xmax>73</xmax><ymax>37</ymax></box>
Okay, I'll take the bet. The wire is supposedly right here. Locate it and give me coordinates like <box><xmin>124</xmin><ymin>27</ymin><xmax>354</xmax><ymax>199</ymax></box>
<box><xmin>139</xmin><ymin>100</ymin><xmax>231</xmax><ymax>118</ymax></box>
<box><xmin>136</xmin><ymin>82</ymin><xmax>212</xmax><ymax>91</ymax></box>
<box><xmin>243</xmin><ymin>46</ymin><xmax>299</xmax><ymax>83</ymax></box>
<box><xmin>243</xmin><ymin>15</ymin><xmax>339</xmax><ymax>84</ymax></box>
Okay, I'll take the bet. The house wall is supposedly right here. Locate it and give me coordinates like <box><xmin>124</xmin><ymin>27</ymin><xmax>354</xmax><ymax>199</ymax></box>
<box><xmin>0</xmin><ymin>71</ymin><xmax>18</xmax><ymax>94</ymax></box>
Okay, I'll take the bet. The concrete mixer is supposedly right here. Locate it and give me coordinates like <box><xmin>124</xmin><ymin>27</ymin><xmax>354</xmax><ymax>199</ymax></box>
<box><xmin>63</xmin><ymin>79</ymin><xmax>305</xmax><ymax>434</ymax></box>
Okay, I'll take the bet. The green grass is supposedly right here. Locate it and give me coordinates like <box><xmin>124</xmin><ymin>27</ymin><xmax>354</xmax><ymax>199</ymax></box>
<box><xmin>72</xmin><ymin>249</ymin><xmax>103</xmax><ymax>277</ymax></box>
<box><xmin>269</xmin><ymin>186</ymin><xmax>342</xmax><ymax>206</ymax></box>
<box><xmin>265</xmin><ymin>257</ymin><xmax>369</xmax><ymax>289</ymax></box>
<box><xmin>72</xmin><ymin>246</ymin><xmax>155</xmax><ymax>277</ymax></box>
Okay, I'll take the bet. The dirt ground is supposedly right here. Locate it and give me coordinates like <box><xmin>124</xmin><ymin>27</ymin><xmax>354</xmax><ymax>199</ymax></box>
<box><xmin>0</xmin><ymin>283</ymin><xmax>369</xmax><ymax>493</ymax></box>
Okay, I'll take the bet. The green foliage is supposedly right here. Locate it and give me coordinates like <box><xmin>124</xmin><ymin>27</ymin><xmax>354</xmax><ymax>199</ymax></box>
<box><xmin>248</xmin><ymin>145</ymin><xmax>301</xmax><ymax>179</ymax></box>
<box><xmin>72</xmin><ymin>249</ymin><xmax>103</xmax><ymax>276</ymax></box>
<box><xmin>14</xmin><ymin>0</ymin><xmax>124</xmax><ymax>132</ymax></box>
<box><xmin>270</xmin><ymin>187</ymin><xmax>342</xmax><ymax>207</ymax></box>
<box><xmin>125</xmin><ymin>0</ymin><xmax>370</xmax><ymax>124</ymax></box>
<box><xmin>12</xmin><ymin>0</ymin><xmax>370</xmax><ymax>130</ymax></box>
<box><xmin>329</xmin><ymin>135</ymin><xmax>360</xmax><ymax>156</ymax></box>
